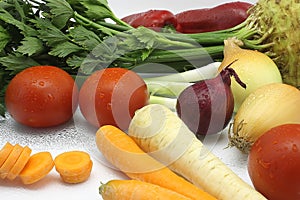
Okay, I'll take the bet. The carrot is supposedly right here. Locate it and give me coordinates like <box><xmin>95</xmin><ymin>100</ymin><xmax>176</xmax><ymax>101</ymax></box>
<box><xmin>7</xmin><ymin>145</ymin><xmax>32</xmax><ymax>180</ymax></box>
<box><xmin>0</xmin><ymin>142</ymin><xmax>14</xmax><ymax>167</ymax></box>
<box><xmin>54</xmin><ymin>151</ymin><xmax>93</xmax><ymax>184</ymax></box>
<box><xmin>99</xmin><ymin>179</ymin><xmax>192</xmax><ymax>200</ymax></box>
<box><xmin>19</xmin><ymin>151</ymin><xmax>54</xmax><ymax>184</ymax></box>
<box><xmin>128</xmin><ymin>104</ymin><xmax>267</xmax><ymax>200</ymax></box>
<box><xmin>96</xmin><ymin>125</ymin><xmax>216</xmax><ymax>200</ymax></box>
<box><xmin>0</xmin><ymin>144</ymin><xmax>23</xmax><ymax>179</ymax></box>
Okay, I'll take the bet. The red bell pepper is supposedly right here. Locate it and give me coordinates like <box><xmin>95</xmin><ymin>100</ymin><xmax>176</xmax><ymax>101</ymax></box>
<box><xmin>175</xmin><ymin>2</ymin><xmax>253</xmax><ymax>33</ymax></box>
<box><xmin>121</xmin><ymin>10</ymin><xmax>179</xmax><ymax>31</ymax></box>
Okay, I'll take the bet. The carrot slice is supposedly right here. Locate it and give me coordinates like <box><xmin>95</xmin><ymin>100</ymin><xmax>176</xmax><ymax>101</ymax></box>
<box><xmin>100</xmin><ymin>179</ymin><xmax>192</xmax><ymax>200</ymax></box>
<box><xmin>0</xmin><ymin>142</ymin><xmax>14</xmax><ymax>167</ymax></box>
<box><xmin>54</xmin><ymin>151</ymin><xmax>93</xmax><ymax>184</ymax></box>
<box><xmin>7</xmin><ymin>146</ymin><xmax>32</xmax><ymax>180</ymax></box>
<box><xmin>0</xmin><ymin>144</ymin><xmax>23</xmax><ymax>179</ymax></box>
<box><xmin>59</xmin><ymin>161</ymin><xmax>93</xmax><ymax>184</ymax></box>
<box><xmin>19</xmin><ymin>151</ymin><xmax>54</xmax><ymax>184</ymax></box>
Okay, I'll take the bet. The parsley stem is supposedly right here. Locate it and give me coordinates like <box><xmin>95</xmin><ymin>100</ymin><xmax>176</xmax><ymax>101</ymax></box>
<box><xmin>74</xmin><ymin>12</ymin><xmax>121</xmax><ymax>36</ymax></box>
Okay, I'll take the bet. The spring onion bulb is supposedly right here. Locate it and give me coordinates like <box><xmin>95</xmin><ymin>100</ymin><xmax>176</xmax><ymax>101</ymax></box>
<box><xmin>228</xmin><ymin>83</ymin><xmax>300</xmax><ymax>153</ymax></box>
<box><xmin>218</xmin><ymin>38</ymin><xmax>282</xmax><ymax>111</ymax></box>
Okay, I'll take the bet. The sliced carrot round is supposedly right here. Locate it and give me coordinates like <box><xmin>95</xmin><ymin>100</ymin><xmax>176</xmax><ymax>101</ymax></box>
<box><xmin>54</xmin><ymin>151</ymin><xmax>93</xmax><ymax>183</ymax></box>
<box><xmin>0</xmin><ymin>144</ymin><xmax>23</xmax><ymax>179</ymax></box>
<box><xmin>59</xmin><ymin>161</ymin><xmax>93</xmax><ymax>184</ymax></box>
<box><xmin>19</xmin><ymin>151</ymin><xmax>54</xmax><ymax>184</ymax></box>
<box><xmin>7</xmin><ymin>146</ymin><xmax>32</xmax><ymax>180</ymax></box>
<box><xmin>0</xmin><ymin>142</ymin><xmax>14</xmax><ymax>167</ymax></box>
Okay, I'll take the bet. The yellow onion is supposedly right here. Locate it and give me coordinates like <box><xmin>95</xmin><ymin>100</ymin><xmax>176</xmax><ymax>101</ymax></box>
<box><xmin>218</xmin><ymin>38</ymin><xmax>282</xmax><ymax>112</ymax></box>
<box><xmin>228</xmin><ymin>83</ymin><xmax>300</xmax><ymax>153</ymax></box>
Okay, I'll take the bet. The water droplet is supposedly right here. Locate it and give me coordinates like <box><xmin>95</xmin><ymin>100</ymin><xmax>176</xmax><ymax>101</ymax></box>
<box><xmin>258</xmin><ymin>160</ymin><xmax>271</xmax><ymax>169</ymax></box>
<box><xmin>47</xmin><ymin>94</ymin><xmax>54</xmax><ymax>101</ymax></box>
<box><xmin>99</xmin><ymin>92</ymin><xmax>105</xmax><ymax>99</ymax></box>
<box><xmin>106</xmin><ymin>103</ymin><xmax>112</xmax><ymax>111</ymax></box>
<box><xmin>273</xmin><ymin>140</ymin><xmax>278</xmax><ymax>145</ymax></box>
<box><xmin>257</xmin><ymin>146</ymin><xmax>263</xmax><ymax>152</ymax></box>
<box><xmin>39</xmin><ymin>81</ymin><xmax>44</xmax><ymax>86</ymax></box>
<box><xmin>292</xmin><ymin>144</ymin><xmax>298</xmax><ymax>152</ymax></box>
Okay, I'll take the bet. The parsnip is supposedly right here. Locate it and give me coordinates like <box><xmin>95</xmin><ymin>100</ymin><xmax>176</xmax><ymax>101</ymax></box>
<box><xmin>128</xmin><ymin>104</ymin><xmax>266</xmax><ymax>200</ymax></box>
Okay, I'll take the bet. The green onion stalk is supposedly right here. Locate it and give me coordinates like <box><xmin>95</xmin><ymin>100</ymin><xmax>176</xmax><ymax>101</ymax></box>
<box><xmin>0</xmin><ymin>0</ymin><xmax>299</xmax><ymax>117</ymax></box>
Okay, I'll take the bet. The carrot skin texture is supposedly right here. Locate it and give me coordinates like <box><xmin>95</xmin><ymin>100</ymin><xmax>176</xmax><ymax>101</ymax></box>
<box><xmin>99</xmin><ymin>179</ymin><xmax>192</xmax><ymax>200</ymax></box>
<box><xmin>175</xmin><ymin>2</ymin><xmax>252</xmax><ymax>33</ymax></box>
<box><xmin>128</xmin><ymin>104</ymin><xmax>267</xmax><ymax>200</ymax></box>
<box><xmin>96</xmin><ymin>125</ymin><xmax>216</xmax><ymax>200</ymax></box>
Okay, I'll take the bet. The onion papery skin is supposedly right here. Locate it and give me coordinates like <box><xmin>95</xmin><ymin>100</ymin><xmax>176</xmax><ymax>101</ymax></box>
<box><xmin>219</xmin><ymin>39</ymin><xmax>282</xmax><ymax>112</ymax></box>
<box><xmin>229</xmin><ymin>83</ymin><xmax>300</xmax><ymax>153</ymax></box>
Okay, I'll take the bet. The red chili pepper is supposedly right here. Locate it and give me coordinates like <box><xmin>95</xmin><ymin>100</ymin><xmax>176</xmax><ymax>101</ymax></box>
<box><xmin>121</xmin><ymin>10</ymin><xmax>179</xmax><ymax>31</ymax></box>
<box><xmin>175</xmin><ymin>2</ymin><xmax>253</xmax><ymax>33</ymax></box>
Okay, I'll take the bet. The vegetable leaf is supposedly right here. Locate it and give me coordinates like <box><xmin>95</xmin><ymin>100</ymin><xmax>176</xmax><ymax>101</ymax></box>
<box><xmin>0</xmin><ymin>53</ymin><xmax>40</xmax><ymax>74</ymax></box>
<box><xmin>67</xmin><ymin>53</ymin><xmax>87</xmax><ymax>68</ymax></box>
<box><xmin>44</xmin><ymin>0</ymin><xmax>74</xmax><ymax>29</ymax></box>
<box><xmin>0</xmin><ymin>26</ymin><xmax>10</xmax><ymax>51</ymax></box>
<box><xmin>49</xmin><ymin>41</ymin><xmax>83</xmax><ymax>58</ymax></box>
<box><xmin>0</xmin><ymin>7</ymin><xmax>37</xmax><ymax>37</ymax></box>
<box><xmin>79</xmin><ymin>37</ymin><xmax>122</xmax><ymax>74</ymax></box>
<box><xmin>34</xmin><ymin>18</ymin><xmax>69</xmax><ymax>46</ymax></box>
<box><xmin>69</xmin><ymin>26</ymin><xmax>101</xmax><ymax>50</ymax></box>
<box><xmin>66</xmin><ymin>0</ymin><xmax>112</xmax><ymax>19</ymax></box>
<box><xmin>17</xmin><ymin>37</ymin><xmax>44</xmax><ymax>56</ymax></box>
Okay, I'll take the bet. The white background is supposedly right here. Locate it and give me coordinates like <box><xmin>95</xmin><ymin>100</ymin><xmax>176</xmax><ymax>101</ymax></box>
<box><xmin>1</xmin><ymin>0</ymin><xmax>257</xmax><ymax>199</ymax></box>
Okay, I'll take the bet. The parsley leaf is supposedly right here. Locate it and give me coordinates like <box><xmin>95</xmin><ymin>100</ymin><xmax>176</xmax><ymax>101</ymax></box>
<box><xmin>34</xmin><ymin>18</ymin><xmax>69</xmax><ymax>46</ymax></box>
<box><xmin>17</xmin><ymin>36</ymin><xmax>44</xmax><ymax>56</ymax></box>
<box><xmin>49</xmin><ymin>41</ymin><xmax>83</xmax><ymax>58</ymax></box>
<box><xmin>0</xmin><ymin>53</ymin><xmax>40</xmax><ymax>74</ymax></box>
<box><xmin>0</xmin><ymin>25</ymin><xmax>10</xmax><ymax>52</ymax></box>
<box><xmin>0</xmin><ymin>6</ymin><xmax>37</xmax><ymax>37</ymax></box>
<box><xmin>44</xmin><ymin>0</ymin><xmax>74</xmax><ymax>29</ymax></box>
<box><xmin>69</xmin><ymin>25</ymin><xmax>101</xmax><ymax>50</ymax></box>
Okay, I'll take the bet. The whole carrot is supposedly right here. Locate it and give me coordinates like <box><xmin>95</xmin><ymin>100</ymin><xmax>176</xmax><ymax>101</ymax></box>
<box><xmin>175</xmin><ymin>2</ymin><xmax>252</xmax><ymax>33</ymax></box>
<box><xmin>100</xmin><ymin>179</ymin><xmax>191</xmax><ymax>200</ymax></box>
<box><xmin>96</xmin><ymin>125</ymin><xmax>216</xmax><ymax>200</ymax></box>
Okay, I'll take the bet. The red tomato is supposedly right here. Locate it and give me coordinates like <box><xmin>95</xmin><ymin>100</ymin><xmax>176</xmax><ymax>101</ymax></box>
<box><xmin>78</xmin><ymin>68</ymin><xmax>149</xmax><ymax>130</ymax></box>
<box><xmin>248</xmin><ymin>124</ymin><xmax>300</xmax><ymax>200</ymax></box>
<box><xmin>5</xmin><ymin>66</ymin><xmax>79</xmax><ymax>128</ymax></box>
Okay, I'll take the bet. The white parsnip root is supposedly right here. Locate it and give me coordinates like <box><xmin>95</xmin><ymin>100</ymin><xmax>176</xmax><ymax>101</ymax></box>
<box><xmin>128</xmin><ymin>104</ymin><xmax>266</xmax><ymax>200</ymax></box>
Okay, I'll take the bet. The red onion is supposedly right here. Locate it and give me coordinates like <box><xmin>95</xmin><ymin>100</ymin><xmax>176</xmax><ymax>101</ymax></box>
<box><xmin>176</xmin><ymin>62</ymin><xmax>246</xmax><ymax>136</ymax></box>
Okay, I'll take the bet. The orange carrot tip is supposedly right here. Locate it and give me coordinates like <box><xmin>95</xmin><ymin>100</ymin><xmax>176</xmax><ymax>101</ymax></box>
<box><xmin>19</xmin><ymin>151</ymin><xmax>54</xmax><ymax>185</ymax></box>
<box><xmin>99</xmin><ymin>179</ymin><xmax>192</xmax><ymax>200</ymax></box>
<box><xmin>54</xmin><ymin>151</ymin><xmax>93</xmax><ymax>184</ymax></box>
